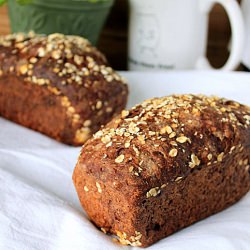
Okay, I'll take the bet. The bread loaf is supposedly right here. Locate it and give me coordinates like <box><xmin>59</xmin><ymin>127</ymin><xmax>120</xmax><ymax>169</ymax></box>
<box><xmin>0</xmin><ymin>33</ymin><xmax>128</xmax><ymax>146</ymax></box>
<box><xmin>73</xmin><ymin>94</ymin><xmax>250</xmax><ymax>247</ymax></box>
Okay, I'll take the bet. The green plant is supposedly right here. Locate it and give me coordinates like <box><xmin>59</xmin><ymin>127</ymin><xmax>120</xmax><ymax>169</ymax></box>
<box><xmin>0</xmin><ymin>0</ymin><xmax>32</xmax><ymax>6</ymax></box>
<box><xmin>87</xmin><ymin>0</ymin><xmax>112</xmax><ymax>2</ymax></box>
<box><xmin>0</xmin><ymin>0</ymin><xmax>110</xmax><ymax>5</ymax></box>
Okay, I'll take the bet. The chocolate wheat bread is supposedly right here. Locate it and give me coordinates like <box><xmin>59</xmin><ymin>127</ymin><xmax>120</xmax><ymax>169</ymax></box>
<box><xmin>0</xmin><ymin>33</ymin><xmax>128</xmax><ymax>146</ymax></box>
<box><xmin>73</xmin><ymin>94</ymin><xmax>250</xmax><ymax>247</ymax></box>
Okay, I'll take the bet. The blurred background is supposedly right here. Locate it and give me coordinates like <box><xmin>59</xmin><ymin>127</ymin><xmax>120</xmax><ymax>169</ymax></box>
<box><xmin>0</xmin><ymin>0</ymin><xmax>245</xmax><ymax>70</ymax></box>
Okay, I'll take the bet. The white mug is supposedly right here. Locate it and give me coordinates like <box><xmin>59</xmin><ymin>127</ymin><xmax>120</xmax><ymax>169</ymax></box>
<box><xmin>128</xmin><ymin>0</ymin><xmax>244</xmax><ymax>71</ymax></box>
<box><xmin>241</xmin><ymin>0</ymin><xmax>250</xmax><ymax>69</ymax></box>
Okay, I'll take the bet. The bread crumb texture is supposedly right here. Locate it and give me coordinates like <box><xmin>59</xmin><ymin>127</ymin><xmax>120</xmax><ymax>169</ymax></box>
<box><xmin>117</xmin><ymin>231</ymin><xmax>142</xmax><ymax>247</ymax></box>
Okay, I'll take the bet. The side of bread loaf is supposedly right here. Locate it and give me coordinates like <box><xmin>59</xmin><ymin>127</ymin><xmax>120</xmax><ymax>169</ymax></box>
<box><xmin>0</xmin><ymin>33</ymin><xmax>128</xmax><ymax>145</ymax></box>
<box><xmin>73</xmin><ymin>94</ymin><xmax>250</xmax><ymax>247</ymax></box>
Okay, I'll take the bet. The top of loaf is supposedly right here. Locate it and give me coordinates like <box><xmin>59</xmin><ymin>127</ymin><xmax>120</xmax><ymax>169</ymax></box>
<box><xmin>0</xmin><ymin>33</ymin><xmax>128</xmax><ymax>144</ymax></box>
<box><xmin>0</xmin><ymin>32</ymin><xmax>126</xmax><ymax>86</ymax></box>
<box><xmin>80</xmin><ymin>94</ymin><xmax>250</xmax><ymax>190</ymax></box>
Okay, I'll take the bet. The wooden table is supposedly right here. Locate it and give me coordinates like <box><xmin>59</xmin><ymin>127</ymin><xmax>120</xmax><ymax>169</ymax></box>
<box><xmin>0</xmin><ymin>1</ymin><xmax>244</xmax><ymax>70</ymax></box>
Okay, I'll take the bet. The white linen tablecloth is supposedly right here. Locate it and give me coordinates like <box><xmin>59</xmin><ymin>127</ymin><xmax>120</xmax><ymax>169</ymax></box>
<box><xmin>0</xmin><ymin>71</ymin><xmax>250</xmax><ymax>250</ymax></box>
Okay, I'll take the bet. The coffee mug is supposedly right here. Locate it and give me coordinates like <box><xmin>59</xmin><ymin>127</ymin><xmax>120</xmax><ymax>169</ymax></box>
<box><xmin>241</xmin><ymin>0</ymin><xmax>250</xmax><ymax>69</ymax></box>
<box><xmin>128</xmin><ymin>0</ymin><xmax>244</xmax><ymax>71</ymax></box>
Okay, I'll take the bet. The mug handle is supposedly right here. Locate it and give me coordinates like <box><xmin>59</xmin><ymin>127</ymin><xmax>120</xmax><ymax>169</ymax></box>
<box><xmin>196</xmin><ymin>0</ymin><xmax>244</xmax><ymax>71</ymax></box>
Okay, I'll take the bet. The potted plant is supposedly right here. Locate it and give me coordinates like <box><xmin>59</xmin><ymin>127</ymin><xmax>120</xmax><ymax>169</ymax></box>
<box><xmin>0</xmin><ymin>0</ymin><xmax>114</xmax><ymax>45</ymax></box>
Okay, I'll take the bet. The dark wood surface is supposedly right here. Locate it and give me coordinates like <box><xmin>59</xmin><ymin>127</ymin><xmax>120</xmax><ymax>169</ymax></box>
<box><xmin>0</xmin><ymin>1</ymin><xmax>244</xmax><ymax>70</ymax></box>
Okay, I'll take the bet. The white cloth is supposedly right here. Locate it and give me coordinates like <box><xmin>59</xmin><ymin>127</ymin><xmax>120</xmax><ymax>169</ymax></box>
<box><xmin>0</xmin><ymin>71</ymin><xmax>250</xmax><ymax>250</ymax></box>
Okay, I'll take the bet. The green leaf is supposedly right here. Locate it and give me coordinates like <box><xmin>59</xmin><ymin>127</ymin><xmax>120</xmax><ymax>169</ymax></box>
<box><xmin>77</xmin><ymin>0</ymin><xmax>111</xmax><ymax>2</ymax></box>
<box><xmin>0</xmin><ymin>0</ymin><xmax>7</xmax><ymax>6</ymax></box>
<box><xmin>16</xmin><ymin>0</ymin><xmax>32</xmax><ymax>4</ymax></box>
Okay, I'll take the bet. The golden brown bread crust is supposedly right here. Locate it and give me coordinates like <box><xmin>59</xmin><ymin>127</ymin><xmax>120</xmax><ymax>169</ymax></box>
<box><xmin>0</xmin><ymin>33</ymin><xmax>128</xmax><ymax>145</ymax></box>
<box><xmin>73</xmin><ymin>94</ymin><xmax>250</xmax><ymax>247</ymax></box>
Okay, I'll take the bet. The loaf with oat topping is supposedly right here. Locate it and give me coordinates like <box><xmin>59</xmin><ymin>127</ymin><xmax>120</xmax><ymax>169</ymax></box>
<box><xmin>73</xmin><ymin>94</ymin><xmax>250</xmax><ymax>247</ymax></box>
<box><xmin>0</xmin><ymin>33</ymin><xmax>128</xmax><ymax>146</ymax></box>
